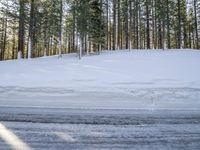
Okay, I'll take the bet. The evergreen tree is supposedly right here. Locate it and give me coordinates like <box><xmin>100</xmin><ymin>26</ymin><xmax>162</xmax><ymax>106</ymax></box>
<box><xmin>0</xmin><ymin>0</ymin><xmax>200</xmax><ymax>61</ymax></box>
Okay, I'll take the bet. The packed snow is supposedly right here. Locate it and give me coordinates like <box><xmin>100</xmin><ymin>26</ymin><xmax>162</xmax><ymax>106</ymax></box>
<box><xmin>0</xmin><ymin>49</ymin><xmax>200</xmax><ymax>110</ymax></box>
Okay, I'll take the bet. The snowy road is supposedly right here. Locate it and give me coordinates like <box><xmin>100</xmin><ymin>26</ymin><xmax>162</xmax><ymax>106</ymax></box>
<box><xmin>0</xmin><ymin>87</ymin><xmax>200</xmax><ymax>149</ymax></box>
<box><xmin>0</xmin><ymin>107</ymin><xmax>200</xmax><ymax>150</ymax></box>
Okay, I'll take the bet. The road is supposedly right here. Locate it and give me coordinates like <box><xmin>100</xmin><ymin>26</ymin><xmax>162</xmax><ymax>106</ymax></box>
<box><xmin>0</xmin><ymin>87</ymin><xmax>200</xmax><ymax>150</ymax></box>
<box><xmin>0</xmin><ymin>107</ymin><xmax>200</xmax><ymax>150</ymax></box>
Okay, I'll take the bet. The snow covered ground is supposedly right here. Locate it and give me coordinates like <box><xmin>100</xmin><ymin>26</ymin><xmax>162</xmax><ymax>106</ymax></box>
<box><xmin>0</xmin><ymin>49</ymin><xmax>200</xmax><ymax>150</ymax></box>
<box><xmin>1</xmin><ymin>49</ymin><xmax>200</xmax><ymax>89</ymax></box>
<box><xmin>0</xmin><ymin>49</ymin><xmax>200</xmax><ymax>110</ymax></box>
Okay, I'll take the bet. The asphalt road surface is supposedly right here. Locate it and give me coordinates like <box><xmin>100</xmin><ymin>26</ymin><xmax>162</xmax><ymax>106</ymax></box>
<box><xmin>0</xmin><ymin>107</ymin><xmax>200</xmax><ymax>150</ymax></box>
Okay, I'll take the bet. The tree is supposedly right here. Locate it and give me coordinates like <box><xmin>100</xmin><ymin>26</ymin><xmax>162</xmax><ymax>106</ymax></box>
<box><xmin>58</xmin><ymin>0</ymin><xmax>63</xmax><ymax>57</ymax></box>
<box><xmin>28</xmin><ymin>0</ymin><xmax>35</xmax><ymax>59</ymax></box>
<box><xmin>166</xmin><ymin>0</ymin><xmax>171</xmax><ymax>49</ymax></box>
<box><xmin>146</xmin><ymin>0</ymin><xmax>150</xmax><ymax>49</ymax></box>
<box><xmin>113</xmin><ymin>0</ymin><xmax>116</xmax><ymax>50</ymax></box>
<box><xmin>18</xmin><ymin>0</ymin><xmax>26</xmax><ymax>59</ymax></box>
<box><xmin>177</xmin><ymin>0</ymin><xmax>182</xmax><ymax>48</ymax></box>
<box><xmin>0</xmin><ymin>0</ymin><xmax>200</xmax><ymax>61</ymax></box>
<box><xmin>194</xmin><ymin>0</ymin><xmax>199</xmax><ymax>49</ymax></box>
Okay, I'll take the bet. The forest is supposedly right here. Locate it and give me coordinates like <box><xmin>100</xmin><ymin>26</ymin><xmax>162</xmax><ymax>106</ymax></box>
<box><xmin>0</xmin><ymin>0</ymin><xmax>199</xmax><ymax>61</ymax></box>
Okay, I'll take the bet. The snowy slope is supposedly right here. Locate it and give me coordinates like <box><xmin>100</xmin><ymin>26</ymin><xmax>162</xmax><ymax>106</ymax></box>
<box><xmin>0</xmin><ymin>49</ymin><xmax>200</xmax><ymax>110</ymax></box>
<box><xmin>1</xmin><ymin>49</ymin><xmax>200</xmax><ymax>88</ymax></box>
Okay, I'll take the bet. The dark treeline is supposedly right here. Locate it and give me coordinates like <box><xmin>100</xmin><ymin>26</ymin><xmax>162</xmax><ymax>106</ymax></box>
<box><xmin>0</xmin><ymin>0</ymin><xmax>199</xmax><ymax>60</ymax></box>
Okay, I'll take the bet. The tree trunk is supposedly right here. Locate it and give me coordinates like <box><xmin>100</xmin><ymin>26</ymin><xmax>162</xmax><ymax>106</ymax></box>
<box><xmin>124</xmin><ymin>0</ymin><xmax>129</xmax><ymax>49</ymax></box>
<box><xmin>28</xmin><ymin>0</ymin><xmax>35</xmax><ymax>59</ymax></box>
<box><xmin>2</xmin><ymin>18</ymin><xmax>7</xmax><ymax>60</ymax></box>
<box><xmin>113</xmin><ymin>0</ymin><xmax>116</xmax><ymax>50</ymax></box>
<box><xmin>18</xmin><ymin>0</ymin><xmax>26</xmax><ymax>59</ymax></box>
<box><xmin>117</xmin><ymin>0</ymin><xmax>121</xmax><ymax>50</ymax></box>
<box><xmin>177</xmin><ymin>0</ymin><xmax>181</xmax><ymax>48</ymax></box>
<box><xmin>58</xmin><ymin>0</ymin><xmax>63</xmax><ymax>58</ymax></box>
<box><xmin>194</xmin><ymin>0</ymin><xmax>199</xmax><ymax>49</ymax></box>
<box><xmin>166</xmin><ymin>0</ymin><xmax>171</xmax><ymax>49</ymax></box>
<box><xmin>146</xmin><ymin>0</ymin><xmax>150</xmax><ymax>49</ymax></box>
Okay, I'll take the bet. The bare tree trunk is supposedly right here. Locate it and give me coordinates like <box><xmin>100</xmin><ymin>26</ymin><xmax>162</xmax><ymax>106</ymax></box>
<box><xmin>106</xmin><ymin>0</ymin><xmax>109</xmax><ymax>50</ymax></box>
<box><xmin>28</xmin><ymin>0</ymin><xmax>35</xmax><ymax>59</ymax></box>
<box><xmin>117</xmin><ymin>0</ymin><xmax>121</xmax><ymax>50</ymax></box>
<box><xmin>58</xmin><ymin>0</ymin><xmax>63</xmax><ymax>58</ymax></box>
<box><xmin>43</xmin><ymin>13</ymin><xmax>48</xmax><ymax>57</ymax></box>
<box><xmin>12</xmin><ymin>20</ymin><xmax>16</xmax><ymax>59</ymax></box>
<box><xmin>72</xmin><ymin>3</ymin><xmax>76</xmax><ymax>52</ymax></box>
<box><xmin>129</xmin><ymin>0</ymin><xmax>132</xmax><ymax>50</ymax></box>
<box><xmin>136</xmin><ymin>0</ymin><xmax>139</xmax><ymax>49</ymax></box>
<box><xmin>166</xmin><ymin>0</ymin><xmax>171</xmax><ymax>49</ymax></box>
<box><xmin>146</xmin><ymin>0</ymin><xmax>150</xmax><ymax>49</ymax></box>
<box><xmin>18</xmin><ymin>0</ymin><xmax>26</xmax><ymax>59</ymax></box>
<box><xmin>194</xmin><ymin>0</ymin><xmax>199</xmax><ymax>49</ymax></box>
<box><xmin>124</xmin><ymin>0</ymin><xmax>129</xmax><ymax>49</ymax></box>
<box><xmin>177</xmin><ymin>0</ymin><xmax>181</xmax><ymax>49</ymax></box>
<box><xmin>2</xmin><ymin>18</ymin><xmax>7</xmax><ymax>60</ymax></box>
<box><xmin>113</xmin><ymin>0</ymin><xmax>116</xmax><ymax>50</ymax></box>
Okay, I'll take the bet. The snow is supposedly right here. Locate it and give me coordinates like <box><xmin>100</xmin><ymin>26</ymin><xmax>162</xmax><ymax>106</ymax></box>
<box><xmin>0</xmin><ymin>49</ymin><xmax>200</xmax><ymax>110</ymax></box>
<box><xmin>1</xmin><ymin>50</ymin><xmax>200</xmax><ymax>149</ymax></box>
<box><xmin>1</xmin><ymin>109</ymin><xmax>200</xmax><ymax>150</ymax></box>
<box><xmin>0</xmin><ymin>49</ymin><xmax>200</xmax><ymax>88</ymax></box>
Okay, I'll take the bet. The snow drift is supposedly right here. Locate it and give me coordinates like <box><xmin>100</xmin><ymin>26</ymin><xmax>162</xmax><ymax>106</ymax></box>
<box><xmin>0</xmin><ymin>49</ymin><xmax>200</xmax><ymax>110</ymax></box>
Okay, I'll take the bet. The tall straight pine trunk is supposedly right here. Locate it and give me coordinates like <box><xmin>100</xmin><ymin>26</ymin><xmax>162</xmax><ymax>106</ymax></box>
<box><xmin>18</xmin><ymin>0</ymin><xmax>26</xmax><ymax>59</ymax></box>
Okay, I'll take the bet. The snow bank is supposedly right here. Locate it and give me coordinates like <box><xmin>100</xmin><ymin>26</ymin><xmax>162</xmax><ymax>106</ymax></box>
<box><xmin>0</xmin><ymin>49</ymin><xmax>200</xmax><ymax>110</ymax></box>
<box><xmin>0</xmin><ymin>49</ymin><xmax>200</xmax><ymax>89</ymax></box>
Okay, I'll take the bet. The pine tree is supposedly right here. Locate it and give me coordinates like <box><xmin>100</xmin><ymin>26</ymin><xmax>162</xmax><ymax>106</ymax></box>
<box><xmin>194</xmin><ymin>0</ymin><xmax>199</xmax><ymax>49</ymax></box>
<box><xmin>0</xmin><ymin>0</ymin><xmax>200</xmax><ymax>61</ymax></box>
<box><xmin>18</xmin><ymin>0</ymin><xmax>26</xmax><ymax>59</ymax></box>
